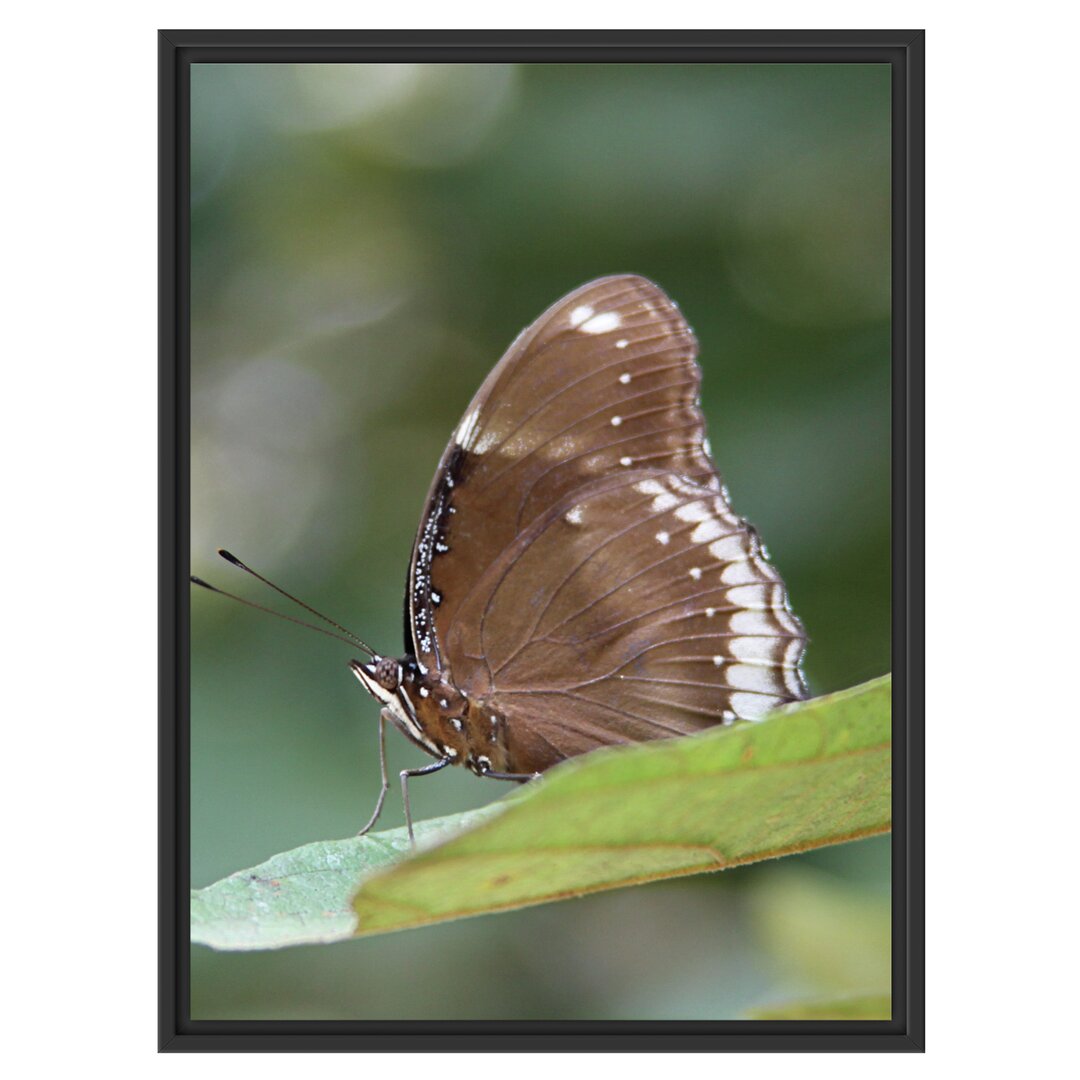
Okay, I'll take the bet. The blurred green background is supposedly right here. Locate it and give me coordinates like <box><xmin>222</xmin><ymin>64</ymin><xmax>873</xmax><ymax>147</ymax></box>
<box><xmin>190</xmin><ymin>62</ymin><xmax>892</xmax><ymax>1020</ymax></box>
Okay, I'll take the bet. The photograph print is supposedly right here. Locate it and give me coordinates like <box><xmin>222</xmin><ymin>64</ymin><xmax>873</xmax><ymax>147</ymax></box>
<box><xmin>165</xmin><ymin>32</ymin><xmax>921</xmax><ymax>1047</ymax></box>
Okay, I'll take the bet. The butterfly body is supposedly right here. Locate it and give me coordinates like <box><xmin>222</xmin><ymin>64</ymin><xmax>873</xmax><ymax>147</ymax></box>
<box><xmin>351</xmin><ymin>656</ymin><xmax>516</xmax><ymax>776</ymax></box>
<box><xmin>349</xmin><ymin>275</ymin><xmax>809</xmax><ymax>784</ymax></box>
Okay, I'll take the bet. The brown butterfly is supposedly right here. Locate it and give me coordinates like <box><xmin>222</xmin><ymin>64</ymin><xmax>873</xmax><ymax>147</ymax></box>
<box><xmin>197</xmin><ymin>275</ymin><xmax>807</xmax><ymax>839</ymax></box>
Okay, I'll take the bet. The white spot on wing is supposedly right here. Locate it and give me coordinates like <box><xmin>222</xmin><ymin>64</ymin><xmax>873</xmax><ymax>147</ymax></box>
<box><xmin>619</xmin><ymin>372</ymin><xmax>631</xmax><ymax>384</ymax></box>
<box><xmin>675</xmin><ymin>501</ymin><xmax>710</xmax><ymax>524</ymax></box>
<box><xmin>673</xmin><ymin>503</ymin><xmax>708</xmax><ymax>524</ymax></box>
<box><xmin>689</xmin><ymin>567</ymin><xmax>702</xmax><ymax>580</ymax></box>
<box><xmin>726</xmin><ymin>584</ymin><xmax>769</xmax><ymax>608</ymax></box>
<box><xmin>580</xmin><ymin>311</ymin><xmax>621</xmax><ymax>334</ymax></box>
<box><xmin>712</xmin><ymin>655</ymin><xmax>725</xmax><ymax>666</ymax></box>
<box><xmin>569</xmin><ymin>304</ymin><xmax>594</xmax><ymax>328</ymax></box>
<box><xmin>727</xmin><ymin>664</ymin><xmax>780</xmax><ymax>693</ymax></box>
<box><xmin>474</xmin><ymin>429</ymin><xmax>499</xmax><ymax>454</ymax></box>
<box><xmin>721</xmin><ymin>560</ymin><xmax>761</xmax><ymax>586</ymax></box>
<box><xmin>730</xmin><ymin>610</ymin><xmax>772</xmax><ymax>634</ymax></box>
<box><xmin>709</xmin><ymin>535</ymin><xmax>747</xmax><ymax>561</ymax></box>
<box><xmin>651</xmin><ymin>493</ymin><xmax>678</xmax><ymax>511</ymax></box>
<box><xmin>669</xmin><ymin>475</ymin><xmax>705</xmax><ymax>497</ymax></box>
<box><xmin>731</xmin><ymin>637</ymin><xmax>777</xmax><ymax>662</ymax></box>
<box><xmin>655</xmin><ymin>530</ymin><xmax>670</xmax><ymax>545</ymax></box>
<box><xmin>705</xmin><ymin>607</ymin><xmax>716</xmax><ymax>618</ymax></box>
<box><xmin>615</xmin><ymin>339</ymin><xmax>629</xmax><ymax>349</ymax></box>
<box><xmin>691</xmin><ymin>518</ymin><xmax>724</xmax><ymax>544</ymax></box>
<box><xmin>565</xmin><ymin>506</ymin><xmax>584</xmax><ymax>525</ymax></box>
<box><xmin>730</xmin><ymin>691</ymin><xmax>782</xmax><ymax>719</ymax></box>
<box><xmin>636</xmin><ymin>479</ymin><xmax>666</xmax><ymax>496</ymax></box>
<box><xmin>619</xmin><ymin>456</ymin><xmax>632</xmax><ymax>466</ymax></box>
<box><xmin>454</xmin><ymin>406</ymin><xmax>481</xmax><ymax>449</ymax></box>
<box><xmin>610</xmin><ymin>415</ymin><xmax>622</xmax><ymax>427</ymax></box>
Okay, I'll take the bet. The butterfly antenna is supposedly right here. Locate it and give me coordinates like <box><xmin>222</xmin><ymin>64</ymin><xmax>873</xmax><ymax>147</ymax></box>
<box><xmin>190</xmin><ymin>576</ymin><xmax>375</xmax><ymax>654</ymax></box>
<box><xmin>203</xmin><ymin>549</ymin><xmax>378</xmax><ymax>658</ymax></box>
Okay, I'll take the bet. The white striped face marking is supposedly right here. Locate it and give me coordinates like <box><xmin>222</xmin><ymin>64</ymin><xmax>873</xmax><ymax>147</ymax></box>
<box><xmin>350</xmin><ymin>665</ymin><xmax>435</xmax><ymax>753</ymax></box>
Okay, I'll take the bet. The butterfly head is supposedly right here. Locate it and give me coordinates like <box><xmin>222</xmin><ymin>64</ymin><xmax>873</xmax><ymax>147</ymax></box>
<box><xmin>349</xmin><ymin>655</ymin><xmax>405</xmax><ymax>702</ymax></box>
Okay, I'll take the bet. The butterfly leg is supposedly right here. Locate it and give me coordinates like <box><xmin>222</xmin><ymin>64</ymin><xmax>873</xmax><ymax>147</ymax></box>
<box><xmin>480</xmin><ymin>769</ymin><xmax>541</xmax><ymax>783</ymax></box>
<box><xmin>357</xmin><ymin>710</ymin><xmax>391</xmax><ymax>837</ymax></box>
<box><xmin>400</xmin><ymin>756</ymin><xmax>452</xmax><ymax>844</ymax></box>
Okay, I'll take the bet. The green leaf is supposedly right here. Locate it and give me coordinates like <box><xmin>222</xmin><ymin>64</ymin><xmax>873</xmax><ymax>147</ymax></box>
<box><xmin>192</xmin><ymin>675</ymin><xmax>890</xmax><ymax>950</ymax></box>
<box><xmin>748</xmin><ymin>994</ymin><xmax>891</xmax><ymax>1020</ymax></box>
<box><xmin>190</xmin><ymin>806</ymin><xmax>504</xmax><ymax>950</ymax></box>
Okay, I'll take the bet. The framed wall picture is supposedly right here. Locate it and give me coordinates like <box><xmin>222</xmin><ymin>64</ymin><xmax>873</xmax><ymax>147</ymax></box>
<box><xmin>161</xmin><ymin>28</ymin><xmax>924</xmax><ymax>1051</ymax></box>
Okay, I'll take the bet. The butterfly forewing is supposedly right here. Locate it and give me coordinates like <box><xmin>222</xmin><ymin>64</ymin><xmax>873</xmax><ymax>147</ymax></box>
<box><xmin>408</xmin><ymin>277</ymin><xmax>712</xmax><ymax>663</ymax></box>
<box><xmin>406</xmin><ymin>275</ymin><xmax>806</xmax><ymax>771</ymax></box>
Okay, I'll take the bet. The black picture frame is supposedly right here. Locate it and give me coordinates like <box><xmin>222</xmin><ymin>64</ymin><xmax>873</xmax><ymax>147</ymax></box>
<box><xmin>160</xmin><ymin>28</ymin><xmax>924</xmax><ymax>1052</ymax></box>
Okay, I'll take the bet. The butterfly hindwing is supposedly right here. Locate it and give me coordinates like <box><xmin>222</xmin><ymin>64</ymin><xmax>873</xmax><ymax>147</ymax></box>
<box><xmin>448</xmin><ymin>467</ymin><xmax>806</xmax><ymax>768</ymax></box>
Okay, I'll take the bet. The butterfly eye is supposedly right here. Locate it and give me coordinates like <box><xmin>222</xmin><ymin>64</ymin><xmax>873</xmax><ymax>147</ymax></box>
<box><xmin>374</xmin><ymin>657</ymin><xmax>401</xmax><ymax>691</ymax></box>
